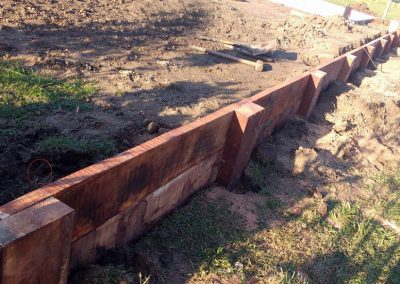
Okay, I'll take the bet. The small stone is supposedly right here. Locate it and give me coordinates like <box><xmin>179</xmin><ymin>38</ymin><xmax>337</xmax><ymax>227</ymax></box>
<box><xmin>234</xmin><ymin>262</ymin><xmax>244</xmax><ymax>271</ymax></box>
<box><xmin>147</xmin><ymin>122</ymin><xmax>160</xmax><ymax>134</ymax></box>
<box><xmin>143</xmin><ymin>118</ymin><xmax>151</xmax><ymax>127</ymax></box>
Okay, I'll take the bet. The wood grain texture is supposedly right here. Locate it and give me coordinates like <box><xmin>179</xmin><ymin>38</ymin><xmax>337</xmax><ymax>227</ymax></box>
<box><xmin>70</xmin><ymin>155</ymin><xmax>219</xmax><ymax>267</ymax></box>
<box><xmin>0</xmin><ymin>198</ymin><xmax>74</xmax><ymax>284</ymax></box>
<box><xmin>359</xmin><ymin>45</ymin><xmax>376</xmax><ymax>69</ymax></box>
<box><xmin>0</xmin><ymin>105</ymin><xmax>235</xmax><ymax>241</ymax></box>
<box><xmin>382</xmin><ymin>34</ymin><xmax>392</xmax><ymax>54</ymax></box>
<box><xmin>250</xmin><ymin>73</ymin><xmax>310</xmax><ymax>136</ymax></box>
<box><xmin>337</xmin><ymin>54</ymin><xmax>357</xmax><ymax>83</ymax></box>
<box><xmin>217</xmin><ymin>103</ymin><xmax>264</xmax><ymax>188</ymax></box>
<box><xmin>298</xmin><ymin>70</ymin><xmax>327</xmax><ymax>118</ymax></box>
<box><xmin>316</xmin><ymin>56</ymin><xmax>346</xmax><ymax>90</ymax></box>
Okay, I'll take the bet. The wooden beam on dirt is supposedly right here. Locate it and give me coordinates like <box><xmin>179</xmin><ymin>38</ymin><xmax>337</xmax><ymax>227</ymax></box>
<box><xmin>217</xmin><ymin>102</ymin><xmax>264</xmax><ymax>188</ymax></box>
<box><xmin>337</xmin><ymin>54</ymin><xmax>357</xmax><ymax>83</ymax></box>
<box><xmin>190</xmin><ymin>45</ymin><xmax>264</xmax><ymax>72</ymax></box>
<box><xmin>298</xmin><ymin>70</ymin><xmax>327</xmax><ymax>118</ymax></box>
<box><xmin>0</xmin><ymin>198</ymin><xmax>74</xmax><ymax>284</ymax></box>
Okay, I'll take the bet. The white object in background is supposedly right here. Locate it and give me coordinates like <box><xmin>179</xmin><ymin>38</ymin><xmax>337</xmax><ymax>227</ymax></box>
<box><xmin>389</xmin><ymin>20</ymin><xmax>400</xmax><ymax>32</ymax></box>
<box><xmin>270</xmin><ymin>0</ymin><xmax>374</xmax><ymax>23</ymax></box>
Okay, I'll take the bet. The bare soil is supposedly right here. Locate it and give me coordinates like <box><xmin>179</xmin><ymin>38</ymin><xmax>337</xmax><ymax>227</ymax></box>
<box><xmin>0</xmin><ymin>0</ymin><xmax>387</xmax><ymax>204</ymax></box>
<box><xmin>250</xmin><ymin>54</ymin><xmax>400</xmax><ymax>210</ymax></box>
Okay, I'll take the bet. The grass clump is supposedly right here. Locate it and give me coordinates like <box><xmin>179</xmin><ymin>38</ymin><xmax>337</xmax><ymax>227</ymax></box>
<box><xmin>138</xmin><ymin>196</ymin><xmax>247</xmax><ymax>274</ymax></box>
<box><xmin>0</xmin><ymin>60</ymin><xmax>96</xmax><ymax>119</ymax></box>
<box><xmin>37</xmin><ymin>136</ymin><xmax>116</xmax><ymax>158</ymax></box>
<box><xmin>326</xmin><ymin>0</ymin><xmax>400</xmax><ymax>20</ymax></box>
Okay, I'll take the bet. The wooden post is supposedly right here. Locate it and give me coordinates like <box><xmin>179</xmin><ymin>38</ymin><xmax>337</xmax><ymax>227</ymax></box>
<box><xmin>343</xmin><ymin>6</ymin><xmax>352</xmax><ymax>20</ymax></box>
<box><xmin>391</xmin><ymin>32</ymin><xmax>400</xmax><ymax>55</ymax></box>
<box><xmin>298</xmin><ymin>70</ymin><xmax>327</xmax><ymax>119</ymax></box>
<box><xmin>393</xmin><ymin>32</ymin><xmax>399</xmax><ymax>47</ymax></box>
<box><xmin>337</xmin><ymin>55</ymin><xmax>357</xmax><ymax>83</ymax></box>
<box><xmin>217</xmin><ymin>102</ymin><xmax>264</xmax><ymax>189</ymax></box>
<box><xmin>389</xmin><ymin>33</ymin><xmax>398</xmax><ymax>49</ymax></box>
<box><xmin>383</xmin><ymin>36</ymin><xmax>392</xmax><ymax>54</ymax></box>
<box><xmin>375</xmin><ymin>40</ymin><xmax>386</xmax><ymax>59</ymax></box>
<box><xmin>359</xmin><ymin>45</ymin><xmax>376</xmax><ymax>69</ymax></box>
<box><xmin>0</xmin><ymin>198</ymin><xmax>74</xmax><ymax>284</ymax></box>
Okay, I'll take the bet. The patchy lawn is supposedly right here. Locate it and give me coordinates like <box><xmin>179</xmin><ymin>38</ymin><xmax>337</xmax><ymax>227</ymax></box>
<box><xmin>70</xmin><ymin>171</ymin><xmax>400</xmax><ymax>284</ymax></box>
<box><xmin>326</xmin><ymin>0</ymin><xmax>400</xmax><ymax>19</ymax></box>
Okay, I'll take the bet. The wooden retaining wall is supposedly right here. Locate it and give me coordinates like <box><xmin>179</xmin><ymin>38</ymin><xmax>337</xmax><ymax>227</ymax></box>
<box><xmin>0</xmin><ymin>31</ymin><xmax>398</xmax><ymax>283</ymax></box>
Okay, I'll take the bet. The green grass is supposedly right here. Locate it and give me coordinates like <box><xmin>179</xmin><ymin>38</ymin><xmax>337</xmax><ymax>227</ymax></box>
<box><xmin>0</xmin><ymin>60</ymin><xmax>96</xmax><ymax>120</ymax></box>
<box><xmin>37</xmin><ymin>136</ymin><xmax>116</xmax><ymax>158</ymax></box>
<box><xmin>93</xmin><ymin>170</ymin><xmax>400</xmax><ymax>283</ymax></box>
<box><xmin>76</xmin><ymin>155</ymin><xmax>400</xmax><ymax>283</ymax></box>
<box><xmin>326</xmin><ymin>0</ymin><xmax>400</xmax><ymax>20</ymax></box>
<box><xmin>138</xmin><ymin>198</ymin><xmax>247</xmax><ymax>275</ymax></box>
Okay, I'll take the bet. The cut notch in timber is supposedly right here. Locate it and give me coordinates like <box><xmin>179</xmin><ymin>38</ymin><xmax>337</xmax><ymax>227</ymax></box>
<box><xmin>375</xmin><ymin>39</ymin><xmax>387</xmax><ymax>59</ymax></box>
<box><xmin>298</xmin><ymin>70</ymin><xmax>327</xmax><ymax>119</ymax></box>
<box><xmin>383</xmin><ymin>35</ymin><xmax>392</xmax><ymax>54</ymax></box>
<box><xmin>360</xmin><ymin>45</ymin><xmax>376</xmax><ymax>69</ymax></box>
<box><xmin>217</xmin><ymin>102</ymin><xmax>264</xmax><ymax>189</ymax></box>
<box><xmin>337</xmin><ymin>54</ymin><xmax>357</xmax><ymax>83</ymax></box>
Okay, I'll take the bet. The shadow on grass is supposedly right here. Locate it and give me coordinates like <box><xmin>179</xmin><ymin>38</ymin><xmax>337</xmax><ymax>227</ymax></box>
<box><xmin>70</xmin><ymin>174</ymin><xmax>400</xmax><ymax>284</ymax></box>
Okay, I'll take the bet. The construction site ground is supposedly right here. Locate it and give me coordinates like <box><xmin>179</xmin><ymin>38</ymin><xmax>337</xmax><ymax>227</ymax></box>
<box><xmin>70</xmin><ymin>52</ymin><xmax>400</xmax><ymax>284</ymax></box>
<box><xmin>0</xmin><ymin>0</ymin><xmax>389</xmax><ymax>205</ymax></box>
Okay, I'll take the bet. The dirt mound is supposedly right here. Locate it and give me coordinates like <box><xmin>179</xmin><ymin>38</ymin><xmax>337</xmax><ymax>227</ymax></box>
<box><xmin>351</xmin><ymin>2</ymin><xmax>377</xmax><ymax>16</ymax></box>
<box><xmin>276</xmin><ymin>15</ymin><xmax>352</xmax><ymax>49</ymax></box>
<box><xmin>252</xmin><ymin>57</ymin><xmax>400</xmax><ymax>205</ymax></box>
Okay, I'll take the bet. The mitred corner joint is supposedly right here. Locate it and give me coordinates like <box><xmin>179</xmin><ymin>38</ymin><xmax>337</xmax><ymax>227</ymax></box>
<box><xmin>337</xmin><ymin>54</ymin><xmax>357</xmax><ymax>83</ymax></box>
<box><xmin>298</xmin><ymin>70</ymin><xmax>327</xmax><ymax>119</ymax></box>
<box><xmin>359</xmin><ymin>45</ymin><xmax>376</xmax><ymax>69</ymax></box>
<box><xmin>0</xmin><ymin>197</ymin><xmax>75</xmax><ymax>284</ymax></box>
<box><xmin>217</xmin><ymin>102</ymin><xmax>264</xmax><ymax>189</ymax></box>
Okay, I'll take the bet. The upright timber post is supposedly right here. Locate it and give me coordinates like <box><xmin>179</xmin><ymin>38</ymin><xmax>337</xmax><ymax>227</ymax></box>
<box><xmin>383</xmin><ymin>35</ymin><xmax>392</xmax><ymax>54</ymax></box>
<box><xmin>217</xmin><ymin>102</ymin><xmax>264</xmax><ymax>189</ymax></box>
<box><xmin>298</xmin><ymin>70</ymin><xmax>327</xmax><ymax>119</ymax></box>
<box><xmin>0</xmin><ymin>198</ymin><xmax>74</xmax><ymax>284</ymax></box>
<box><xmin>359</xmin><ymin>45</ymin><xmax>376</xmax><ymax>69</ymax></box>
<box><xmin>337</xmin><ymin>55</ymin><xmax>357</xmax><ymax>83</ymax></box>
<box><xmin>375</xmin><ymin>39</ymin><xmax>387</xmax><ymax>59</ymax></box>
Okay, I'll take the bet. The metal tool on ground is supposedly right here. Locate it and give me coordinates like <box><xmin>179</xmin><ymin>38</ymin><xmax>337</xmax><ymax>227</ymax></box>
<box><xmin>190</xmin><ymin>45</ymin><xmax>264</xmax><ymax>72</ymax></box>
<box><xmin>198</xmin><ymin>36</ymin><xmax>274</xmax><ymax>56</ymax></box>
